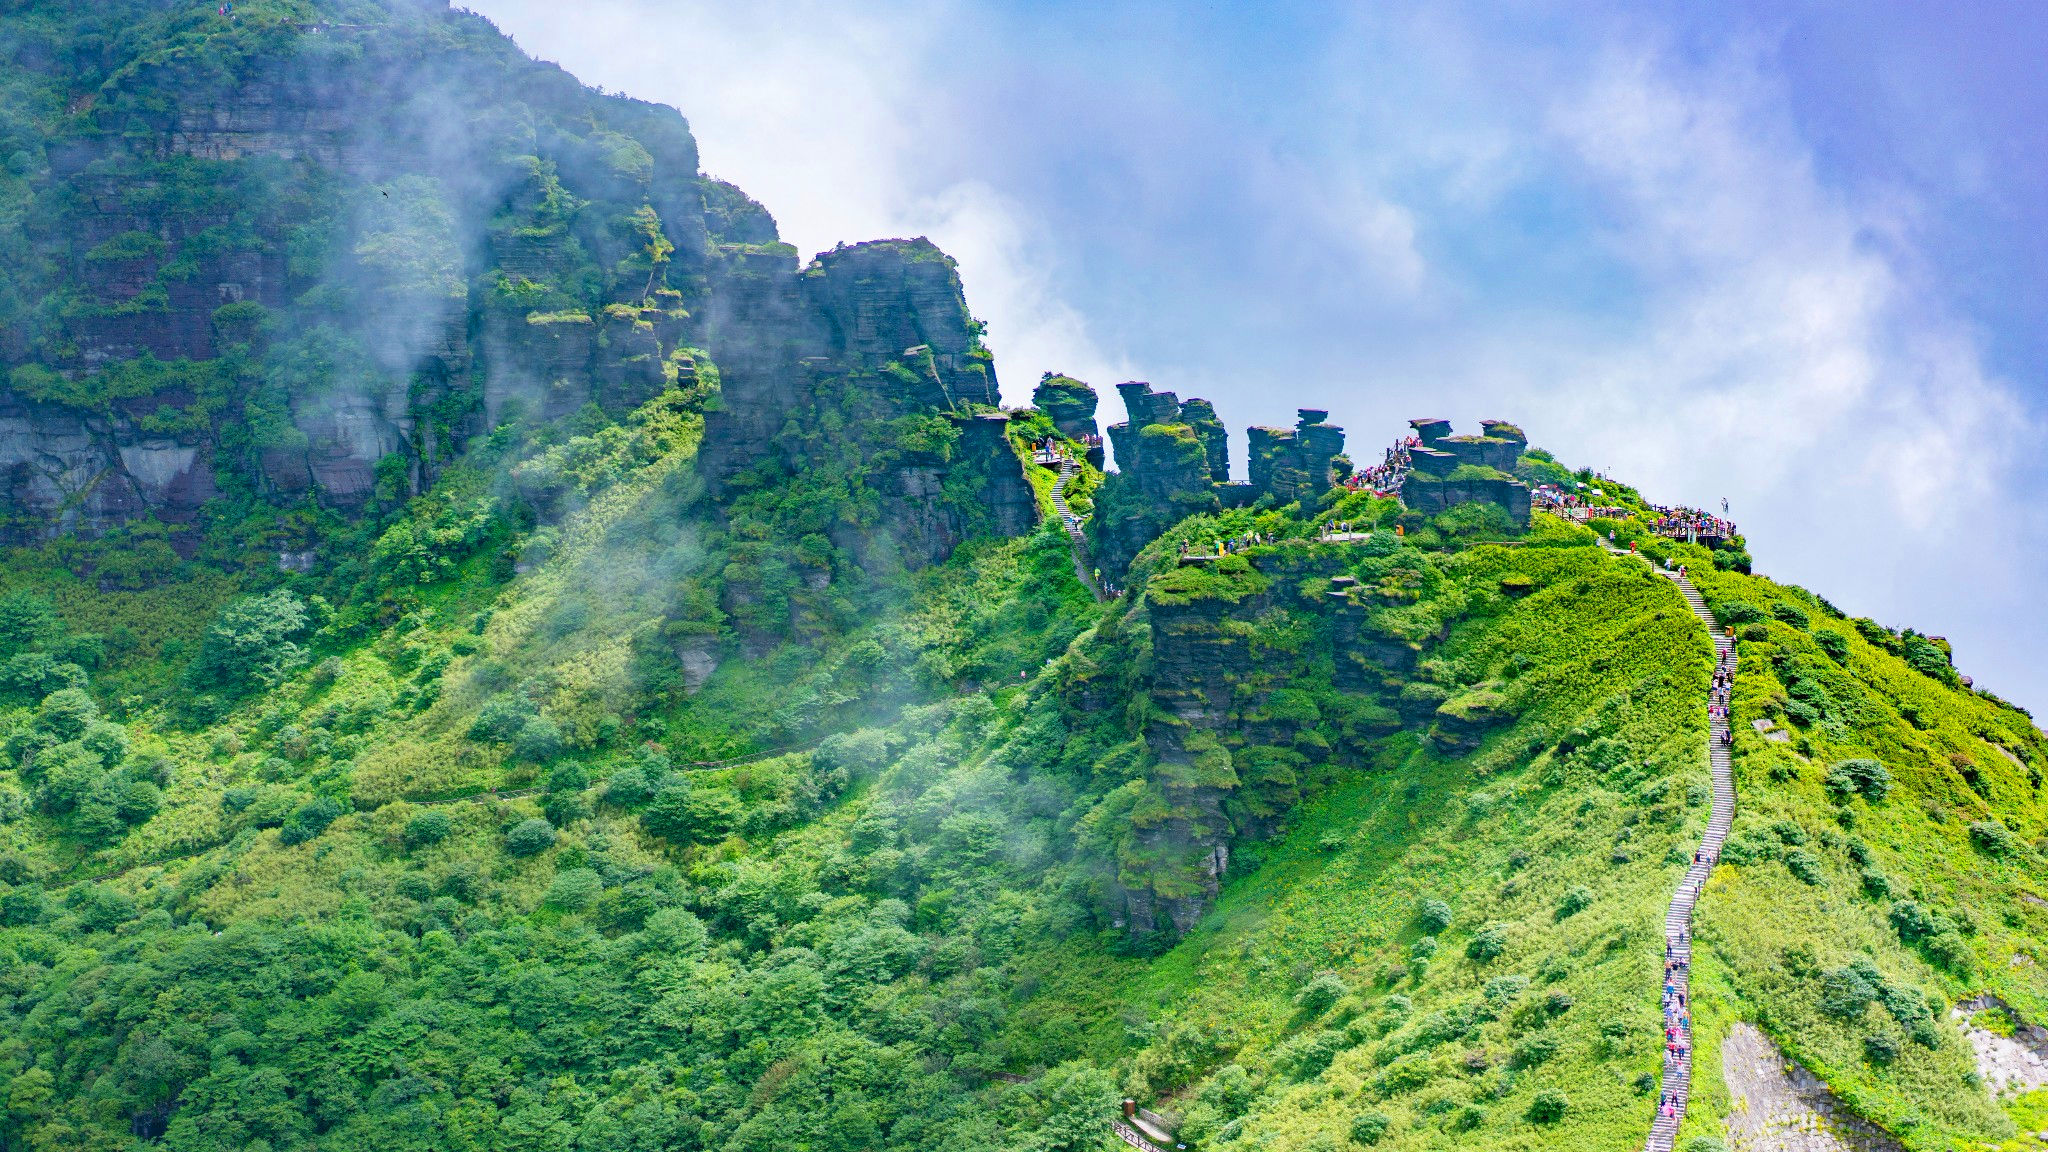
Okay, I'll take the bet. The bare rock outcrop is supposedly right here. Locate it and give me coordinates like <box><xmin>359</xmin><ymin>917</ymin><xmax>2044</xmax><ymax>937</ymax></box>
<box><xmin>1721</xmin><ymin>1023</ymin><xmax>1906</xmax><ymax>1152</ymax></box>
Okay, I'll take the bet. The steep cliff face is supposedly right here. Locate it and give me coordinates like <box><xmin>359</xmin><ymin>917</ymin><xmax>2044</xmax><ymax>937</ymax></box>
<box><xmin>698</xmin><ymin>237</ymin><xmax>1028</xmax><ymax>570</ymax></box>
<box><xmin>1</xmin><ymin>2</ymin><xmax>715</xmax><ymax>530</ymax></box>
<box><xmin>1246</xmin><ymin>408</ymin><xmax>1349</xmax><ymax>505</ymax></box>
<box><xmin>1092</xmin><ymin>381</ymin><xmax>1225</xmax><ymax>576</ymax></box>
<box><xmin>0</xmin><ymin>1</ymin><xmax>1027</xmax><ymax>566</ymax></box>
<box><xmin>1103</xmin><ymin>543</ymin><xmax>1405</xmax><ymax>936</ymax></box>
<box><xmin>1401</xmin><ymin>418</ymin><xmax>1532</xmax><ymax>525</ymax></box>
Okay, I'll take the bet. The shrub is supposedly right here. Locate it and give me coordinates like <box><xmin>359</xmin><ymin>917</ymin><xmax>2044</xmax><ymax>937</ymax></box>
<box><xmin>1925</xmin><ymin>930</ymin><xmax>1974</xmax><ymax>972</ymax></box>
<box><xmin>1814</xmin><ymin>630</ymin><xmax>1850</xmax><ymax>663</ymax></box>
<box><xmin>1526</xmin><ymin>1090</ymin><xmax>1567</xmax><ymax>1123</ymax></box>
<box><xmin>1739</xmin><ymin>623</ymin><xmax>1769</xmax><ymax>642</ymax></box>
<box><xmin>470</xmin><ymin>693</ymin><xmax>536</xmax><ymax>742</ymax></box>
<box><xmin>1418</xmin><ymin>898</ymin><xmax>1453</xmax><ymax>933</ymax></box>
<box><xmin>1293</xmin><ymin>972</ymin><xmax>1348</xmax><ymax>1015</ymax></box>
<box><xmin>402</xmin><ymin>810</ymin><xmax>454</xmax><ymax>850</ymax></box>
<box><xmin>1349</xmin><ymin>1110</ymin><xmax>1392</xmax><ymax>1145</ymax></box>
<box><xmin>278</xmin><ymin>797</ymin><xmax>345</xmax><ymax>846</ymax></box>
<box><xmin>1274</xmin><ymin>1029</ymin><xmax>1347</xmax><ymax>1080</ymax></box>
<box><xmin>1466</xmin><ymin>923</ymin><xmax>1509</xmax><ymax>962</ymax></box>
<box><xmin>544</xmin><ymin>867</ymin><xmax>602</xmax><ymax>911</ymax></box>
<box><xmin>1824</xmin><ymin>759</ymin><xmax>1890</xmax><ymax>802</ymax></box>
<box><xmin>439</xmin><ymin>861</ymin><xmax>483</xmax><ymax>902</ymax></box>
<box><xmin>1888</xmin><ymin>900</ymin><xmax>1940</xmax><ymax>941</ymax></box>
<box><xmin>189</xmin><ymin>590</ymin><xmax>310</xmax><ymax>693</ymax></box>
<box><xmin>1683</xmin><ymin>1137</ymin><xmax>1730</xmax><ymax>1152</ymax></box>
<box><xmin>1901</xmin><ymin>633</ymin><xmax>1954</xmax><ymax>683</ymax></box>
<box><xmin>1769</xmin><ymin>601</ymin><xmax>1810</xmax><ymax>630</ymax></box>
<box><xmin>1860</xmin><ymin>870</ymin><xmax>1892</xmax><ymax>899</ymax></box>
<box><xmin>1511</xmin><ymin>1035</ymin><xmax>1559</xmax><ymax>1068</ymax></box>
<box><xmin>504</xmin><ymin>817</ymin><xmax>557</xmax><ymax>857</ymax></box>
<box><xmin>513</xmin><ymin>716</ymin><xmax>566</xmax><ymax>763</ymax></box>
<box><xmin>1864</xmin><ymin>1033</ymin><xmax>1900</xmax><ymax>1065</ymax></box>
<box><xmin>1969</xmin><ymin>820</ymin><xmax>2015</xmax><ymax>857</ymax></box>
<box><xmin>1819</xmin><ymin>960</ymin><xmax>1882</xmax><ymax>1019</ymax></box>
<box><xmin>1783</xmin><ymin>849</ymin><xmax>1822</xmax><ymax>885</ymax></box>
<box><xmin>1717</xmin><ymin>600</ymin><xmax>1764</xmax><ymax>625</ymax></box>
<box><xmin>1556</xmin><ymin>886</ymin><xmax>1593</xmax><ymax>919</ymax></box>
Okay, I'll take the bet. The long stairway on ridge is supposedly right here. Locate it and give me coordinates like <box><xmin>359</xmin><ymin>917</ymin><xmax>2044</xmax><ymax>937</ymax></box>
<box><xmin>1644</xmin><ymin>566</ymin><xmax>1737</xmax><ymax>1152</ymax></box>
<box><xmin>1050</xmin><ymin>456</ymin><xmax>1107</xmax><ymax>602</ymax></box>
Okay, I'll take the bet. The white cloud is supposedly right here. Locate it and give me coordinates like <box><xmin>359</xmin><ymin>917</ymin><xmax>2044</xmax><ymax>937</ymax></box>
<box><xmin>459</xmin><ymin>0</ymin><xmax>1122</xmax><ymax>405</ymax></box>
<box><xmin>458</xmin><ymin>0</ymin><xmax>2047</xmax><ymax>708</ymax></box>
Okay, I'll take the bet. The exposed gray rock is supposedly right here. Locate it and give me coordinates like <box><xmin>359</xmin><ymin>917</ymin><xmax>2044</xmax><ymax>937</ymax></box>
<box><xmin>1721</xmin><ymin>1022</ymin><xmax>1906</xmax><ymax>1152</ymax></box>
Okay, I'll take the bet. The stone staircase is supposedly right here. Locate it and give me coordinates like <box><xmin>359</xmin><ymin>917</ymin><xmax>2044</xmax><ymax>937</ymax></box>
<box><xmin>1644</xmin><ymin>566</ymin><xmax>1737</xmax><ymax>1152</ymax></box>
<box><xmin>1050</xmin><ymin>456</ymin><xmax>1107</xmax><ymax>601</ymax></box>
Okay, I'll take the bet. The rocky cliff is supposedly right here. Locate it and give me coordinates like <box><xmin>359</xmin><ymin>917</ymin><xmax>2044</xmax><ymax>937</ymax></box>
<box><xmin>0</xmin><ymin>1</ymin><xmax>1028</xmax><ymax>565</ymax></box>
<box><xmin>1400</xmin><ymin>417</ymin><xmax>1532</xmax><ymax>525</ymax></box>
<box><xmin>1099</xmin><ymin>542</ymin><xmax>1412</xmax><ymax>936</ymax></box>
<box><xmin>1246</xmin><ymin>408</ymin><xmax>1349</xmax><ymax>505</ymax></box>
<box><xmin>1092</xmin><ymin>382</ymin><xmax>1224</xmax><ymax>577</ymax></box>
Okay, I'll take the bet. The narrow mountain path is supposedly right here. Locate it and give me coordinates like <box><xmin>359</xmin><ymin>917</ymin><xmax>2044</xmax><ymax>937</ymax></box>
<box><xmin>1050</xmin><ymin>456</ymin><xmax>1107</xmax><ymax>602</ymax></box>
<box><xmin>1642</xmin><ymin>561</ymin><xmax>1737</xmax><ymax>1152</ymax></box>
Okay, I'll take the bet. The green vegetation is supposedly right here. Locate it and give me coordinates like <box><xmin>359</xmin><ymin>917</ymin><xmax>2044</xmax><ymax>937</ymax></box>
<box><xmin>0</xmin><ymin>4</ymin><xmax>2043</xmax><ymax>1152</ymax></box>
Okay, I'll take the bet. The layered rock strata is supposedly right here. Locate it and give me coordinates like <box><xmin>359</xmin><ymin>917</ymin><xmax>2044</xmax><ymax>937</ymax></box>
<box><xmin>1399</xmin><ymin>418</ymin><xmax>1532</xmax><ymax>526</ymax></box>
<box><xmin>1112</xmin><ymin>544</ymin><xmax>1412</xmax><ymax>936</ymax></box>
<box><xmin>1246</xmin><ymin>409</ymin><xmax>1350</xmax><ymax>505</ymax></box>
<box><xmin>0</xmin><ymin>7</ymin><xmax>1030</xmax><ymax>564</ymax></box>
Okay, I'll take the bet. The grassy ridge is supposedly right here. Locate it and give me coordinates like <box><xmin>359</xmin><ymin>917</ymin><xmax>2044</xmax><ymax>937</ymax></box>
<box><xmin>0</xmin><ymin>407</ymin><xmax>2044</xmax><ymax>1152</ymax></box>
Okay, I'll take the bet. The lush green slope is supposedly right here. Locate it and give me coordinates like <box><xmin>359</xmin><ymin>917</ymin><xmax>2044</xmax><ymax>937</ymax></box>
<box><xmin>3</xmin><ymin>369</ymin><xmax>2042</xmax><ymax>1152</ymax></box>
<box><xmin>3</xmin><ymin>6</ymin><xmax>2047</xmax><ymax>1152</ymax></box>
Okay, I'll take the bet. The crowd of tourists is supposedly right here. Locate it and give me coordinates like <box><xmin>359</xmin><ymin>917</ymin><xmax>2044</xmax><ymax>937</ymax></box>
<box><xmin>1346</xmin><ymin>435</ymin><xmax>1418</xmax><ymax>496</ymax></box>
<box><xmin>1658</xmin><ymin>636</ymin><xmax>1736</xmax><ymax>1125</ymax></box>
<box><xmin>1647</xmin><ymin>505</ymin><xmax>1737</xmax><ymax>545</ymax></box>
<box><xmin>1178</xmin><ymin>530</ymin><xmax>1274</xmax><ymax>560</ymax></box>
<box><xmin>1532</xmin><ymin>484</ymin><xmax>1631</xmax><ymax>522</ymax></box>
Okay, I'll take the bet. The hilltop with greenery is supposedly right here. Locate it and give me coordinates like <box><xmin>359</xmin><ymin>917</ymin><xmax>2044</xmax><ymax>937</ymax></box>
<box><xmin>1</xmin><ymin>5</ymin><xmax>2046</xmax><ymax>1152</ymax></box>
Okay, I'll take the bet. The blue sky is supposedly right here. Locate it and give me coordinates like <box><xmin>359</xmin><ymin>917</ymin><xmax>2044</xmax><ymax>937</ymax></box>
<box><xmin>465</xmin><ymin>0</ymin><xmax>2048</xmax><ymax>713</ymax></box>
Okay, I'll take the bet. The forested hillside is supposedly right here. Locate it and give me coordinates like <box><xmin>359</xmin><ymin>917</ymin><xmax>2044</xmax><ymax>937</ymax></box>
<box><xmin>2</xmin><ymin>4</ymin><xmax>2047</xmax><ymax>1152</ymax></box>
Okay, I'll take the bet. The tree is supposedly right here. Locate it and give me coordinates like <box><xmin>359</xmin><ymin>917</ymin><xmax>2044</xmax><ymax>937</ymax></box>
<box><xmin>1466</xmin><ymin>923</ymin><xmax>1509</xmax><ymax>962</ymax></box>
<box><xmin>402</xmin><ymin>809</ymin><xmax>453</xmax><ymax>850</ymax></box>
<box><xmin>1526</xmin><ymin>1090</ymin><xmax>1567</xmax><ymax>1123</ymax></box>
<box><xmin>1418</xmin><ymin>898</ymin><xmax>1453</xmax><ymax>934</ymax></box>
<box><xmin>1027</xmin><ymin>1061</ymin><xmax>1117</xmax><ymax>1152</ymax></box>
<box><xmin>505</xmin><ymin>817</ymin><xmax>556</xmax><ymax>857</ymax></box>
<box><xmin>189</xmin><ymin>590</ymin><xmax>310</xmax><ymax>693</ymax></box>
<box><xmin>0</xmin><ymin>591</ymin><xmax>57</xmax><ymax>653</ymax></box>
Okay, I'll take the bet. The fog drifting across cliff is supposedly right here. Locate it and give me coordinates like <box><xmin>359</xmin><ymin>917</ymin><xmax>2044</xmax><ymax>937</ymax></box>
<box><xmin>464</xmin><ymin>0</ymin><xmax>2048</xmax><ymax>714</ymax></box>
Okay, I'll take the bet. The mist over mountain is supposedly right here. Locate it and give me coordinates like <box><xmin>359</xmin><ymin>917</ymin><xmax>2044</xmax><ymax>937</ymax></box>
<box><xmin>0</xmin><ymin>5</ymin><xmax>2044</xmax><ymax>1152</ymax></box>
